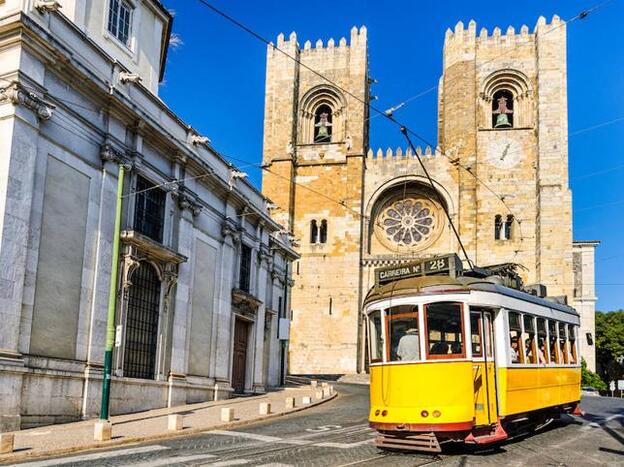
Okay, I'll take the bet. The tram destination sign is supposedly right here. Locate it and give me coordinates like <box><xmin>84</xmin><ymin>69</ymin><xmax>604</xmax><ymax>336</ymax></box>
<box><xmin>375</xmin><ymin>254</ymin><xmax>463</xmax><ymax>286</ymax></box>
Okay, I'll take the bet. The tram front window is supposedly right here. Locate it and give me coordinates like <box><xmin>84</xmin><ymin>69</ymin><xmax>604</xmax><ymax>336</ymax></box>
<box><xmin>368</xmin><ymin>310</ymin><xmax>384</xmax><ymax>363</ymax></box>
<box><xmin>425</xmin><ymin>302</ymin><xmax>465</xmax><ymax>359</ymax></box>
<box><xmin>386</xmin><ymin>305</ymin><xmax>420</xmax><ymax>362</ymax></box>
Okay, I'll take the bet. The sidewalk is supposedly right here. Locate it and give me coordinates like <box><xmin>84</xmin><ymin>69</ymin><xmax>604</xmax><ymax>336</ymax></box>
<box><xmin>0</xmin><ymin>382</ymin><xmax>336</xmax><ymax>464</ymax></box>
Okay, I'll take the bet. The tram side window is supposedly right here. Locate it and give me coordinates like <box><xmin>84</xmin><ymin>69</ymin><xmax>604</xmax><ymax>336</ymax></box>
<box><xmin>536</xmin><ymin>318</ymin><xmax>548</xmax><ymax>364</ymax></box>
<box><xmin>568</xmin><ymin>324</ymin><xmax>578</xmax><ymax>364</ymax></box>
<box><xmin>470</xmin><ymin>313</ymin><xmax>483</xmax><ymax>358</ymax></box>
<box><xmin>387</xmin><ymin>305</ymin><xmax>420</xmax><ymax>362</ymax></box>
<box><xmin>548</xmin><ymin>320</ymin><xmax>559</xmax><ymax>363</ymax></box>
<box><xmin>523</xmin><ymin>315</ymin><xmax>537</xmax><ymax>364</ymax></box>
<box><xmin>508</xmin><ymin>311</ymin><xmax>523</xmax><ymax>364</ymax></box>
<box><xmin>368</xmin><ymin>310</ymin><xmax>384</xmax><ymax>363</ymax></box>
<box><xmin>558</xmin><ymin>322</ymin><xmax>569</xmax><ymax>364</ymax></box>
<box><xmin>425</xmin><ymin>302</ymin><xmax>465</xmax><ymax>359</ymax></box>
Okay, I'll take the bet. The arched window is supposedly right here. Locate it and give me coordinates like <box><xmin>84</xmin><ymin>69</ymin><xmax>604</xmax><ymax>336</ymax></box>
<box><xmin>481</xmin><ymin>69</ymin><xmax>532</xmax><ymax>129</ymax></box>
<box><xmin>299</xmin><ymin>86</ymin><xmax>345</xmax><ymax>145</ymax></box>
<box><xmin>492</xmin><ymin>89</ymin><xmax>514</xmax><ymax>128</ymax></box>
<box><xmin>494</xmin><ymin>215</ymin><xmax>503</xmax><ymax>240</ymax></box>
<box><xmin>314</xmin><ymin>105</ymin><xmax>333</xmax><ymax>143</ymax></box>
<box><xmin>504</xmin><ymin>215</ymin><xmax>514</xmax><ymax>240</ymax></box>
<box><xmin>319</xmin><ymin>220</ymin><xmax>328</xmax><ymax>243</ymax></box>
<box><xmin>310</xmin><ymin>220</ymin><xmax>318</xmax><ymax>244</ymax></box>
<box><xmin>123</xmin><ymin>262</ymin><xmax>161</xmax><ymax>380</ymax></box>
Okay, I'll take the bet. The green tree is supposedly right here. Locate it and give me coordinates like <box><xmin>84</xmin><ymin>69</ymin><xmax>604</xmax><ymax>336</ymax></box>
<box><xmin>581</xmin><ymin>358</ymin><xmax>607</xmax><ymax>391</ymax></box>
<box><xmin>595</xmin><ymin>310</ymin><xmax>624</xmax><ymax>382</ymax></box>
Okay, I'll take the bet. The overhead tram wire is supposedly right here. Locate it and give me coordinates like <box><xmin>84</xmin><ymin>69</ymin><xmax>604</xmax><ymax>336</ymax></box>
<box><xmin>400</xmin><ymin>127</ymin><xmax>472</xmax><ymax>268</ymax></box>
<box><xmin>192</xmin><ymin>0</ymin><xmax>545</xmax><ymax>242</ymax></box>
<box><xmin>5</xmin><ymin>0</ymin><xmax>609</xmax><ymax>241</ymax></box>
<box><xmin>370</xmin><ymin>0</ymin><xmax>616</xmax><ymax>120</ymax></box>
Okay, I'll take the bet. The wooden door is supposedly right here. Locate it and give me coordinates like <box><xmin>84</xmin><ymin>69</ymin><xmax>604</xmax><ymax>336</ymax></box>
<box><xmin>232</xmin><ymin>319</ymin><xmax>249</xmax><ymax>394</ymax></box>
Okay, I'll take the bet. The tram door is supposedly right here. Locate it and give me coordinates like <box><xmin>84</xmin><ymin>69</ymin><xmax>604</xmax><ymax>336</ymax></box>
<box><xmin>471</xmin><ymin>310</ymin><xmax>497</xmax><ymax>426</ymax></box>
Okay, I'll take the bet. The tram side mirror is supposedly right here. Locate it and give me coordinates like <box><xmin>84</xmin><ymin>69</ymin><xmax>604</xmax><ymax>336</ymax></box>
<box><xmin>586</xmin><ymin>332</ymin><xmax>594</xmax><ymax>346</ymax></box>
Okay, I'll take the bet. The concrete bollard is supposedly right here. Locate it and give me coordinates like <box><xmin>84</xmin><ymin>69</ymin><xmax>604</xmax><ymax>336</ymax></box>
<box><xmin>168</xmin><ymin>414</ymin><xmax>184</xmax><ymax>431</ymax></box>
<box><xmin>259</xmin><ymin>402</ymin><xmax>271</xmax><ymax>415</ymax></box>
<box><xmin>221</xmin><ymin>407</ymin><xmax>234</xmax><ymax>422</ymax></box>
<box><xmin>302</xmin><ymin>396</ymin><xmax>312</xmax><ymax>405</ymax></box>
<box><xmin>94</xmin><ymin>420</ymin><xmax>112</xmax><ymax>442</ymax></box>
<box><xmin>315</xmin><ymin>389</ymin><xmax>324</xmax><ymax>400</ymax></box>
<box><xmin>0</xmin><ymin>433</ymin><xmax>15</xmax><ymax>454</ymax></box>
<box><xmin>285</xmin><ymin>397</ymin><xmax>295</xmax><ymax>409</ymax></box>
<box><xmin>310</xmin><ymin>380</ymin><xmax>318</xmax><ymax>388</ymax></box>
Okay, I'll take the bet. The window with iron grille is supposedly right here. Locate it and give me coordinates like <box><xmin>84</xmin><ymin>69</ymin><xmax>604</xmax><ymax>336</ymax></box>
<box><xmin>133</xmin><ymin>176</ymin><xmax>166</xmax><ymax>243</ymax></box>
<box><xmin>123</xmin><ymin>263</ymin><xmax>161</xmax><ymax>380</ymax></box>
<box><xmin>108</xmin><ymin>0</ymin><xmax>133</xmax><ymax>46</ymax></box>
<box><xmin>239</xmin><ymin>244</ymin><xmax>252</xmax><ymax>293</ymax></box>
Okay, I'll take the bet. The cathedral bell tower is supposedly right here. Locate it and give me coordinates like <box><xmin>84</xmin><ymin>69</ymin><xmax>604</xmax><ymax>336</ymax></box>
<box><xmin>261</xmin><ymin>27</ymin><xmax>369</xmax><ymax>374</ymax></box>
<box><xmin>438</xmin><ymin>16</ymin><xmax>573</xmax><ymax>299</ymax></box>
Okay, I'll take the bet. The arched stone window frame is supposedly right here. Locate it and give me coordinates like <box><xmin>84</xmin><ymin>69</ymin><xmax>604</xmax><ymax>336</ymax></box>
<box><xmin>310</xmin><ymin>219</ymin><xmax>318</xmax><ymax>244</ymax></box>
<box><xmin>480</xmin><ymin>69</ymin><xmax>533</xmax><ymax>129</ymax></box>
<box><xmin>299</xmin><ymin>85</ymin><xmax>347</xmax><ymax>144</ymax></box>
<box><xmin>319</xmin><ymin>220</ymin><xmax>328</xmax><ymax>244</ymax></box>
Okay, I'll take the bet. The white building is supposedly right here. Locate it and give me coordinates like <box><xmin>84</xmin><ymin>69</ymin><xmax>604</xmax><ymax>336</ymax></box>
<box><xmin>0</xmin><ymin>0</ymin><xmax>297</xmax><ymax>431</ymax></box>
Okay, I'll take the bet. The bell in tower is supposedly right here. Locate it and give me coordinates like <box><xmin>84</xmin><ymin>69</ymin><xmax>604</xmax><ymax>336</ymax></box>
<box><xmin>493</xmin><ymin>94</ymin><xmax>513</xmax><ymax>128</ymax></box>
<box><xmin>314</xmin><ymin>107</ymin><xmax>333</xmax><ymax>143</ymax></box>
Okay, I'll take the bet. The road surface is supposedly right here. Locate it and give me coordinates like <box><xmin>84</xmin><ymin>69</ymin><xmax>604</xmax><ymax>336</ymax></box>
<box><xmin>9</xmin><ymin>384</ymin><xmax>624</xmax><ymax>466</ymax></box>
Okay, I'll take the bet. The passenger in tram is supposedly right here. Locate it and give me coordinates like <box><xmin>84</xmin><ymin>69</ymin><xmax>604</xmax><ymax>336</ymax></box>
<box><xmin>431</xmin><ymin>337</ymin><xmax>450</xmax><ymax>355</ymax></box>
<box><xmin>396</xmin><ymin>328</ymin><xmax>420</xmax><ymax>361</ymax></box>
<box><xmin>537</xmin><ymin>339</ymin><xmax>547</xmax><ymax>364</ymax></box>
<box><xmin>510</xmin><ymin>336</ymin><xmax>520</xmax><ymax>363</ymax></box>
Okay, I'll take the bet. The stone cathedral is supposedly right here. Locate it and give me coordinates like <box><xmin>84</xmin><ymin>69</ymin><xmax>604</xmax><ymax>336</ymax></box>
<box><xmin>261</xmin><ymin>16</ymin><xmax>598</xmax><ymax>374</ymax></box>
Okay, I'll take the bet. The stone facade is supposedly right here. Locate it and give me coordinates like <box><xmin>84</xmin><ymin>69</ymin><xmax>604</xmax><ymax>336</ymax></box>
<box><xmin>261</xmin><ymin>17</ymin><xmax>598</xmax><ymax>374</ymax></box>
<box><xmin>0</xmin><ymin>1</ymin><xmax>297</xmax><ymax>431</ymax></box>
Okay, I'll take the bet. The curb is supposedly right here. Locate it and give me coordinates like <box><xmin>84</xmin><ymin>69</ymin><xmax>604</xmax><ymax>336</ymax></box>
<box><xmin>0</xmin><ymin>392</ymin><xmax>337</xmax><ymax>465</ymax></box>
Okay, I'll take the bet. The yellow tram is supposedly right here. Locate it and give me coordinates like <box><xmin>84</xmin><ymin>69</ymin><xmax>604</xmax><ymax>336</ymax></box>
<box><xmin>364</xmin><ymin>255</ymin><xmax>582</xmax><ymax>452</ymax></box>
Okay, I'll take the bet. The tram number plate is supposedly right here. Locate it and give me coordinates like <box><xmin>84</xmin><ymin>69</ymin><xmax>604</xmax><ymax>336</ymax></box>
<box><xmin>424</xmin><ymin>257</ymin><xmax>450</xmax><ymax>274</ymax></box>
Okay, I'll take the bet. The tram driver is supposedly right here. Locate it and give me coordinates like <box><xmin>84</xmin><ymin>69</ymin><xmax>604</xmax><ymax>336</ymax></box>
<box><xmin>397</xmin><ymin>328</ymin><xmax>420</xmax><ymax>361</ymax></box>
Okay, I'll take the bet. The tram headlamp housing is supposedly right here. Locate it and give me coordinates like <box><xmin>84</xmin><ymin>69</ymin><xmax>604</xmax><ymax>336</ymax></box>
<box><xmin>432</xmin><ymin>410</ymin><xmax>441</xmax><ymax>418</ymax></box>
<box><xmin>421</xmin><ymin>410</ymin><xmax>429</xmax><ymax>418</ymax></box>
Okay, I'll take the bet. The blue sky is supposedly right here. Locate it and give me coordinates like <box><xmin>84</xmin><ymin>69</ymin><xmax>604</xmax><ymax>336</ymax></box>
<box><xmin>159</xmin><ymin>0</ymin><xmax>624</xmax><ymax>311</ymax></box>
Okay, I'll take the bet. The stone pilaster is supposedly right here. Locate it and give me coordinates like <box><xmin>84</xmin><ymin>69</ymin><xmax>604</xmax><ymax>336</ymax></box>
<box><xmin>252</xmin><ymin>246</ymin><xmax>272</xmax><ymax>392</ymax></box>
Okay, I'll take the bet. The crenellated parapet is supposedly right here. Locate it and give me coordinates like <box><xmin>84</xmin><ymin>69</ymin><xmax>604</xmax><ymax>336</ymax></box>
<box><xmin>444</xmin><ymin>15</ymin><xmax>562</xmax><ymax>48</ymax></box>
<box><xmin>366</xmin><ymin>145</ymin><xmax>445</xmax><ymax>162</ymax></box>
<box><xmin>267</xmin><ymin>25</ymin><xmax>367</xmax><ymax>59</ymax></box>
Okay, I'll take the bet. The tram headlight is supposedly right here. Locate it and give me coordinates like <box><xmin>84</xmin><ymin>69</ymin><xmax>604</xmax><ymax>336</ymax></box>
<box><xmin>421</xmin><ymin>410</ymin><xmax>429</xmax><ymax>418</ymax></box>
<box><xmin>374</xmin><ymin>409</ymin><xmax>380</xmax><ymax>416</ymax></box>
<box><xmin>381</xmin><ymin>410</ymin><xmax>387</xmax><ymax>417</ymax></box>
<box><xmin>432</xmin><ymin>410</ymin><xmax>441</xmax><ymax>418</ymax></box>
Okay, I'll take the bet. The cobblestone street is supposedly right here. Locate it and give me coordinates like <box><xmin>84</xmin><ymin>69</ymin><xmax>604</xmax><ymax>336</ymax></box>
<box><xmin>7</xmin><ymin>384</ymin><xmax>624</xmax><ymax>466</ymax></box>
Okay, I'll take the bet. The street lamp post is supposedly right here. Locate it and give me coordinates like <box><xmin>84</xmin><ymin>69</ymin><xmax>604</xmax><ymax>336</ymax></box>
<box><xmin>100</xmin><ymin>164</ymin><xmax>125</xmax><ymax>420</ymax></box>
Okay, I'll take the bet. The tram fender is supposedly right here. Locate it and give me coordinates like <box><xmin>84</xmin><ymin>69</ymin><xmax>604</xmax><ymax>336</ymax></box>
<box><xmin>464</xmin><ymin>418</ymin><xmax>508</xmax><ymax>445</ymax></box>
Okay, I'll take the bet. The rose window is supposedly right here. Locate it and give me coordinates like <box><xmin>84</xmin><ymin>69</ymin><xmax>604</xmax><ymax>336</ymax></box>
<box><xmin>378</xmin><ymin>198</ymin><xmax>437</xmax><ymax>247</ymax></box>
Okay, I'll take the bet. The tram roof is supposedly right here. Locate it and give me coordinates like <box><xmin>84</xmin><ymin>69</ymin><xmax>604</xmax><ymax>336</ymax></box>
<box><xmin>364</xmin><ymin>275</ymin><xmax>579</xmax><ymax>316</ymax></box>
